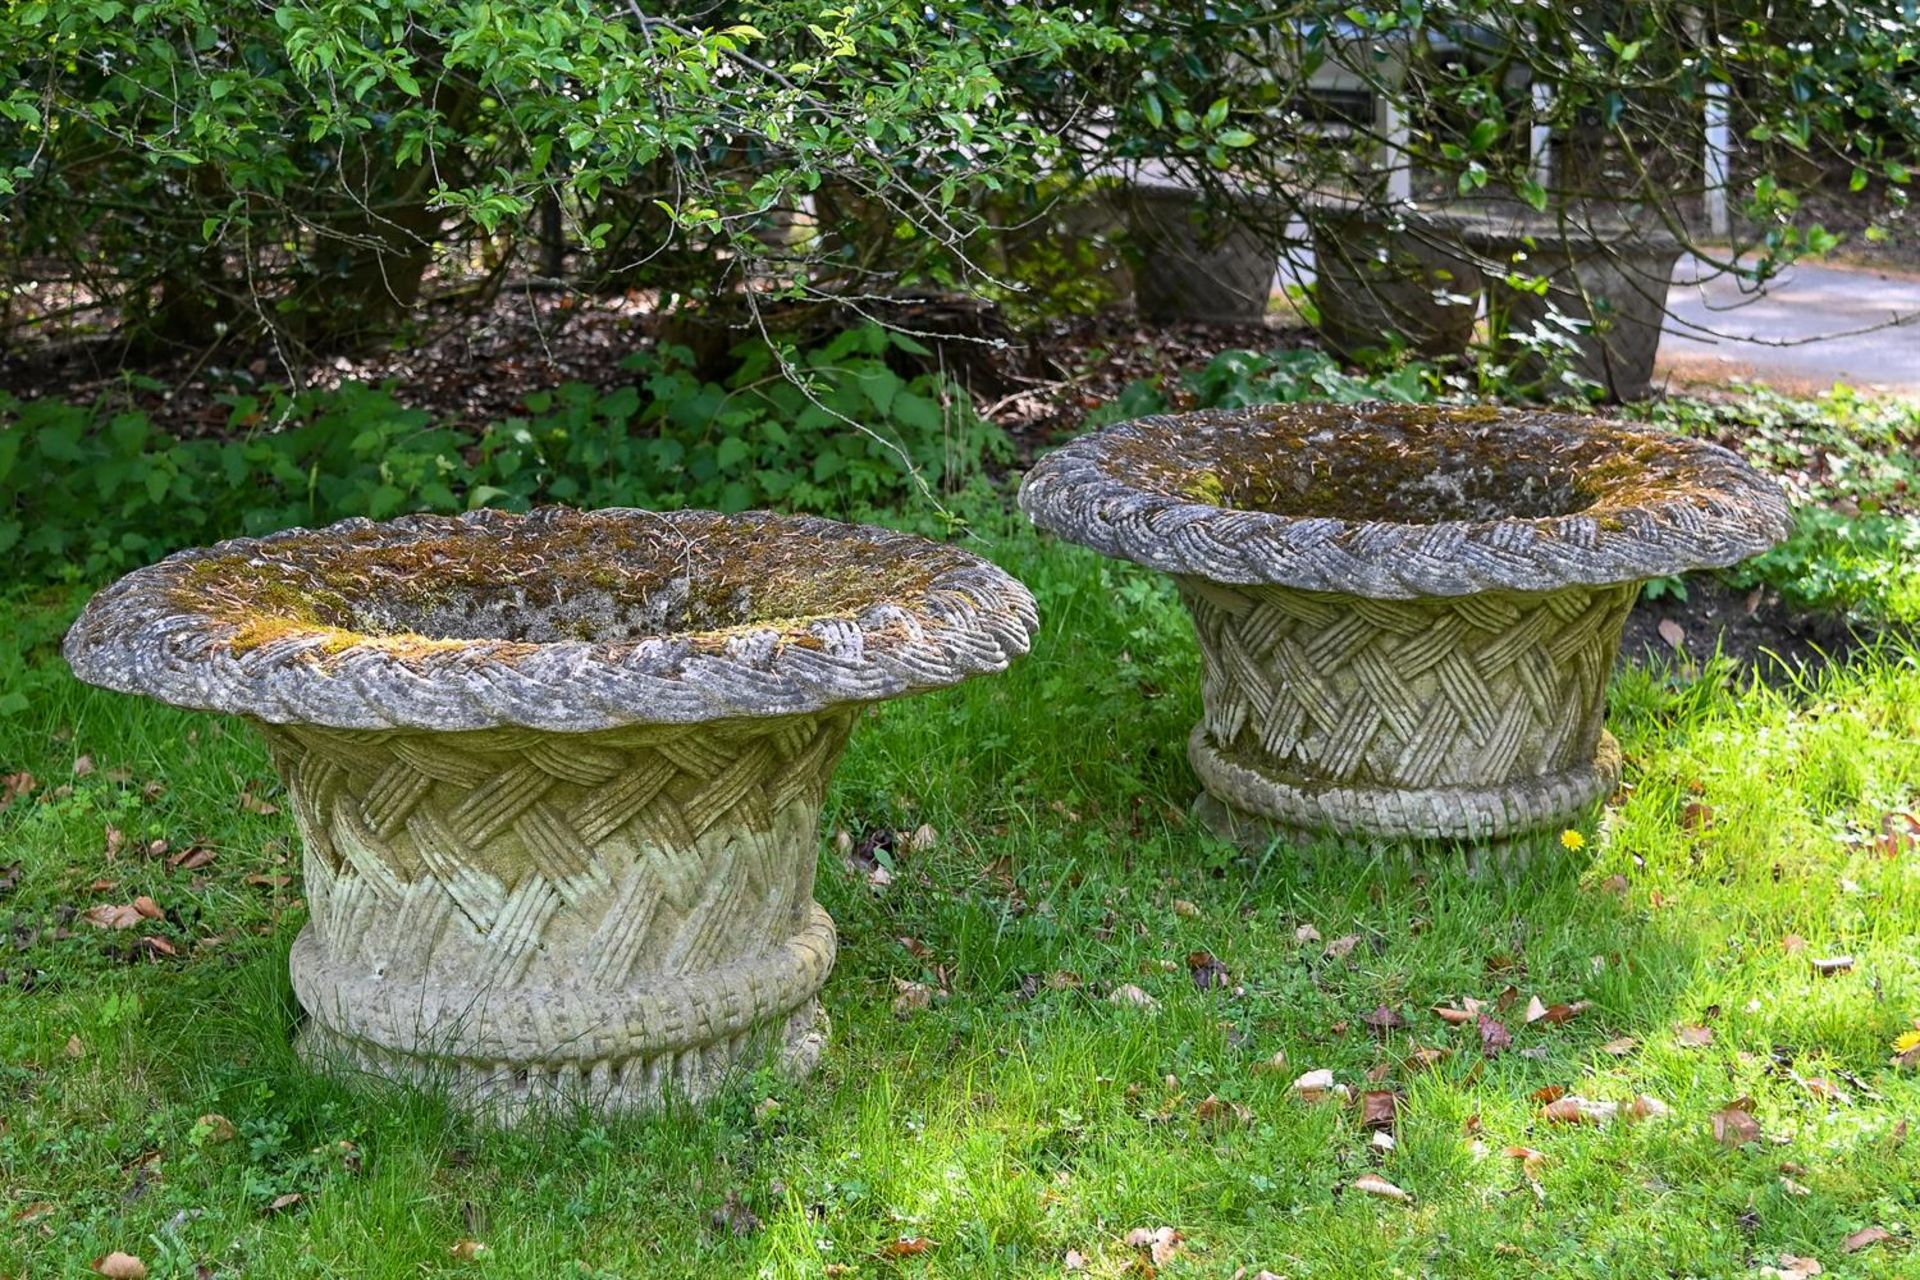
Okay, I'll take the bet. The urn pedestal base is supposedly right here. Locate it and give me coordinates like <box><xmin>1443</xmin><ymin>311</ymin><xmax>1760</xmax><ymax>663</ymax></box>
<box><xmin>1190</xmin><ymin>729</ymin><xmax>1623</xmax><ymax>862</ymax></box>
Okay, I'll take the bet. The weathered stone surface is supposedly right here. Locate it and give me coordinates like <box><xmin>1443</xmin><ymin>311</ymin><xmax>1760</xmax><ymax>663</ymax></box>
<box><xmin>1020</xmin><ymin>404</ymin><xmax>1790</xmax><ymax>846</ymax></box>
<box><xmin>66</xmin><ymin>507</ymin><xmax>1038</xmax><ymax>1119</ymax></box>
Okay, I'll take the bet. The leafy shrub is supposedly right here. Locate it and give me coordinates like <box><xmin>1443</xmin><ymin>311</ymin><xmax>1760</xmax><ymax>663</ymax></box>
<box><xmin>1088</xmin><ymin>347</ymin><xmax>1437</xmax><ymax>427</ymax></box>
<box><xmin>0</xmin><ymin>327</ymin><xmax>1003</xmax><ymax>585</ymax></box>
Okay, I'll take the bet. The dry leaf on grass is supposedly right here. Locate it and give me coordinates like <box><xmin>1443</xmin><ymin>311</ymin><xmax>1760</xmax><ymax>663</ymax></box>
<box><xmin>1504</xmin><ymin>1145</ymin><xmax>1547</xmax><ymax>1178</ymax></box>
<box><xmin>1172</xmin><ymin>898</ymin><xmax>1201</xmax><ymax>919</ymax></box>
<box><xmin>1542</xmin><ymin>1096</ymin><xmax>1618</xmax><ymax>1125</ymax></box>
<box><xmin>1755</xmin><ymin>1256</ymin><xmax>1823</xmax><ymax>1279</ymax></box>
<box><xmin>892</xmin><ymin>979</ymin><xmax>935</xmax><ymax>1018</ymax></box>
<box><xmin>1600</xmin><ymin>1036</ymin><xmax>1638</xmax><ymax>1055</ymax></box>
<box><xmin>82</xmin><ymin>903</ymin><xmax>145</xmax><ymax>930</ymax></box>
<box><xmin>1712</xmin><ymin>1099</ymin><xmax>1763</xmax><ymax>1148</ymax></box>
<box><xmin>1294</xmin><ymin>924</ymin><xmax>1321</xmax><ymax>945</ymax></box>
<box><xmin>1676</xmin><ymin>1023</ymin><xmax>1715</xmax><ymax>1048</ymax></box>
<box><xmin>880</xmin><ymin>1237</ymin><xmax>935</xmax><ymax>1258</ymax></box>
<box><xmin>1359</xmin><ymin>1090</ymin><xmax>1399</xmax><ymax>1132</ymax></box>
<box><xmin>1352</xmin><ymin>1172</ymin><xmax>1410</xmax><ymax>1202</ymax></box>
<box><xmin>91</xmin><ymin>1254</ymin><xmax>145</xmax><ymax>1279</ymax></box>
<box><xmin>1108</xmin><ymin>983</ymin><xmax>1158</xmax><ymax>1010</ymax></box>
<box><xmin>1841</xmin><ymin>1226</ymin><xmax>1892</xmax><ymax>1253</ymax></box>
<box><xmin>1876</xmin><ymin>811</ymin><xmax>1920</xmax><ymax>858</ymax></box>
<box><xmin>1324</xmin><ymin>934</ymin><xmax>1363</xmax><ymax>960</ymax></box>
<box><xmin>1407</xmin><ymin>1046</ymin><xmax>1452</xmax><ymax>1072</ymax></box>
<box><xmin>1292</xmin><ymin>1069</ymin><xmax>1345</xmax><ymax>1102</ymax></box>
<box><xmin>449</xmin><ymin>1240</ymin><xmax>489</xmax><ymax>1260</ymax></box>
<box><xmin>1195</xmin><ymin>1094</ymin><xmax>1254</xmax><ymax>1130</ymax></box>
<box><xmin>265</xmin><ymin>1192</ymin><xmax>304</xmax><ymax>1214</ymax></box>
<box><xmin>1478</xmin><ymin>1014</ymin><xmax>1511</xmax><ymax>1057</ymax></box>
<box><xmin>1124</xmin><ymin>1226</ymin><xmax>1184</xmax><ymax>1266</ymax></box>
<box><xmin>196</xmin><ymin>1114</ymin><xmax>237</xmax><ymax>1143</ymax></box>
<box><xmin>1064</xmin><ymin>1248</ymin><xmax>1088</xmax><ymax>1271</ymax></box>
<box><xmin>1657</xmin><ymin>618</ymin><xmax>1686</xmax><ymax>649</ymax></box>
<box><xmin>1361</xmin><ymin>1004</ymin><xmax>1407</xmax><ymax>1035</ymax></box>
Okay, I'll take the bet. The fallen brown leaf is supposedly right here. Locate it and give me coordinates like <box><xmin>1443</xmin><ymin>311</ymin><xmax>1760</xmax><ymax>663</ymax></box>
<box><xmin>169</xmin><ymin>846</ymin><xmax>216</xmax><ymax>871</ymax></box>
<box><xmin>73</xmin><ymin>754</ymin><xmax>96</xmax><ymax>777</ymax></box>
<box><xmin>1187</xmin><ymin>951</ymin><xmax>1230</xmax><ymax>991</ymax></box>
<box><xmin>1657</xmin><ymin>618</ymin><xmax>1686</xmax><ymax>649</ymax></box>
<box><xmin>1478</xmin><ymin>1014</ymin><xmax>1511</xmax><ymax>1057</ymax></box>
<box><xmin>1841</xmin><ymin>1226</ymin><xmax>1892</xmax><ymax>1253</ymax></box>
<box><xmin>1172</xmin><ymin>898</ymin><xmax>1201</xmax><ymax>919</ymax></box>
<box><xmin>1361</xmin><ymin>1004</ymin><xmax>1407</xmax><ymax>1036</ymax></box>
<box><xmin>1876</xmin><ymin>811</ymin><xmax>1920</xmax><ymax>858</ymax></box>
<box><xmin>1504</xmin><ymin>1145</ymin><xmax>1546</xmax><ymax>1177</ymax></box>
<box><xmin>1432</xmin><ymin>1005</ymin><xmax>1473</xmax><ymax>1025</ymax></box>
<box><xmin>1352</xmin><ymin>1172</ymin><xmax>1410</xmax><ymax>1202</ymax></box>
<box><xmin>1782</xmin><ymin>934</ymin><xmax>1808</xmax><ymax>954</ymax></box>
<box><xmin>1755</xmin><ymin>1256</ymin><xmax>1823</xmax><ymax>1279</ymax></box>
<box><xmin>1324</xmin><ymin>934</ymin><xmax>1362</xmax><ymax>960</ymax></box>
<box><xmin>196</xmin><ymin>1113</ymin><xmax>237</xmax><ymax>1143</ymax></box>
<box><xmin>91</xmin><ymin>1253</ymin><xmax>146</xmax><ymax>1279</ymax></box>
<box><xmin>265</xmin><ymin>1192</ymin><xmax>304</xmax><ymax>1214</ymax></box>
<box><xmin>892</xmin><ymin>979</ymin><xmax>934</xmax><ymax>1017</ymax></box>
<box><xmin>1294</xmin><ymin>923</ymin><xmax>1321</xmax><ymax>945</ymax></box>
<box><xmin>1712</xmin><ymin>1099</ymin><xmax>1763</xmax><ymax>1148</ymax></box>
<box><xmin>1542</xmin><ymin>1095</ymin><xmax>1617</xmax><ymax>1125</ymax></box>
<box><xmin>1676</xmin><ymin>1023</ymin><xmax>1715</xmax><ymax>1048</ymax></box>
<box><xmin>82</xmin><ymin>903</ymin><xmax>144</xmax><ymax>930</ymax></box>
<box><xmin>1108</xmin><ymin>983</ymin><xmax>1158</xmax><ymax>1010</ymax></box>
<box><xmin>449</xmin><ymin>1240</ymin><xmax>489</xmax><ymax>1260</ymax></box>
<box><xmin>1407</xmin><ymin>1046</ymin><xmax>1452</xmax><ymax>1072</ymax></box>
<box><xmin>132</xmin><ymin>895</ymin><xmax>163</xmax><ymax>921</ymax></box>
<box><xmin>1359</xmin><ymin>1089</ymin><xmax>1399</xmax><ymax>1132</ymax></box>
<box><xmin>1600</xmin><ymin>1036</ymin><xmax>1638</xmax><ymax>1056</ymax></box>
<box><xmin>880</xmin><ymin>1237</ymin><xmax>934</xmax><ymax>1258</ymax></box>
<box><xmin>1124</xmin><ymin>1226</ymin><xmax>1183</xmax><ymax>1266</ymax></box>
<box><xmin>1195</xmin><ymin>1094</ymin><xmax>1254</xmax><ymax>1130</ymax></box>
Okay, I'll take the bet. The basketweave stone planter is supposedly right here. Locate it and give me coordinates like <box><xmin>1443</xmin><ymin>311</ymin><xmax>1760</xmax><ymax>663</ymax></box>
<box><xmin>64</xmin><ymin>507</ymin><xmax>1037</xmax><ymax>1120</ymax></box>
<box><xmin>1126</xmin><ymin>184</ymin><xmax>1279</xmax><ymax>324</ymax></box>
<box><xmin>1019</xmin><ymin>404</ymin><xmax>1790</xmax><ymax>850</ymax></box>
<box><xmin>1311</xmin><ymin>206</ymin><xmax>1484</xmax><ymax>361</ymax></box>
<box><xmin>1467</xmin><ymin>208</ymin><xmax>1684</xmax><ymax>401</ymax></box>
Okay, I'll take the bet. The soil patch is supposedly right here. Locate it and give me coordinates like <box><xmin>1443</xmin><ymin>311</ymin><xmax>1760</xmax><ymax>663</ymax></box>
<box><xmin>1618</xmin><ymin>574</ymin><xmax>1890</xmax><ymax>681</ymax></box>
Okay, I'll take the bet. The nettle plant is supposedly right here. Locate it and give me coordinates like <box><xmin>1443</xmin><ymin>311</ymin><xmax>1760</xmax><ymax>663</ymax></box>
<box><xmin>0</xmin><ymin>1</ymin><xmax>1114</xmax><ymax>357</ymax></box>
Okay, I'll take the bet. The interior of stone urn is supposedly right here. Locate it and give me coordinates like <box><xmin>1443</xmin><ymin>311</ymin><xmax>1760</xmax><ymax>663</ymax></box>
<box><xmin>1106</xmin><ymin>404</ymin><xmax>1716</xmax><ymax>525</ymax></box>
<box><xmin>173</xmin><ymin>511</ymin><xmax>953</xmax><ymax>651</ymax></box>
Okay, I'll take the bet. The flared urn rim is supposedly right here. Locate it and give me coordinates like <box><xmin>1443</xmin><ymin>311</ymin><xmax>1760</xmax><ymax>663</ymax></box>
<box><xmin>1018</xmin><ymin>403</ymin><xmax>1792</xmax><ymax>599</ymax></box>
<box><xmin>64</xmin><ymin>506</ymin><xmax>1039</xmax><ymax>732</ymax></box>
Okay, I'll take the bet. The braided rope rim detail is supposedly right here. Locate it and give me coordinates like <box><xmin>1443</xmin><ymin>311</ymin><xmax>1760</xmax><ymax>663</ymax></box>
<box><xmin>1018</xmin><ymin>404</ymin><xmax>1792</xmax><ymax>599</ymax></box>
<box><xmin>63</xmin><ymin>507</ymin><xmax>1039</xmax><ymax>731</ymax></box>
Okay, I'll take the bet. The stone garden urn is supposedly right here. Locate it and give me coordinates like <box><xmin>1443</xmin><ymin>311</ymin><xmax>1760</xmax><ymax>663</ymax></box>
<box><xmin>1019</xmin><ymin>404</ymin><xmax>1790</xmax><ymax>848</ymax></box>
<box><xmin>64</xmin><ymin>507</ymin><xmax>1037</xmax><ymax>1119</ymax></box>
<box><xmin>1126</xmin><ymin>184</ymin><xmax>1279</xmax><ymax>325</ymax></box>
<box><xmin>1311</xmin><ymin>205</ymin><xmax>1484</xmax><ymax>361</ymax></box>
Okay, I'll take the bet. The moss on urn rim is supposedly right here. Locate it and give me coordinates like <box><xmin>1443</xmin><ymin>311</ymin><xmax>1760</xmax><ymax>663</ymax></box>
<box><xmin>1019</xmin><ymin>403</ymin><xmax>1792</xmax><ymax>599</ymax></box>
<box><xmin>62</xmin><ymin>507</ymin><xmax>1040</xmax><ymax>733</ymax></box>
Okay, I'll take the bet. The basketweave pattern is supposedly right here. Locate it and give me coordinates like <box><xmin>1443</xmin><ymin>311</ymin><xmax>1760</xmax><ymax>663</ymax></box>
<box><xmin>262</xmin><ymin>712</ymin><xmax>853</xmax><ymax>993</ymax></box>
<box><xmin>1181</xmin><ymin>580</ymin><xmax>1635</xmax><ymax>790</ymax></box>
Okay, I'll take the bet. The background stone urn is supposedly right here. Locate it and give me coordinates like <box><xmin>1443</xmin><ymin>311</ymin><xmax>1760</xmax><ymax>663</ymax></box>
<box><xmin>1310</xmin><ymin>205</ymin><xmax>1484</xmax><ymax>361</ymax></box>
<box><xmin>1019</xmin><ymin>404</ymin><xmax>1790</xmax><ymax>849</ymax></box>
<box><xmin>64</xmin><ymin>507</ymin><xmax>1037</xmax><ymax>1119</ymax></box>
<box><xmin>1125</xmin><ymin>183</ymin><xmax>1279</xmax><ymax>324</ymax></box>
<box><xmin>1467</xmin><ymin>206</ymin><xmax>1684</xmax><ymax>401</ymax></box>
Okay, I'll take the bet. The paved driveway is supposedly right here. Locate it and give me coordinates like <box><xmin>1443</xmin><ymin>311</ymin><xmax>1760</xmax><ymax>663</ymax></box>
<box><xmin>1658</xmin><ymin>256</ymin><xmax>1920</xmax><ymax>396</ymax></box>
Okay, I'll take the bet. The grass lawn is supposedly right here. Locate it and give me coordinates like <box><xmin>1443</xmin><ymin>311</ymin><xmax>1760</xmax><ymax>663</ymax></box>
<box><xmin>4</xmin><ymin>427</ymin><xmax>1920</xmax><ymax>1277</ymax></box>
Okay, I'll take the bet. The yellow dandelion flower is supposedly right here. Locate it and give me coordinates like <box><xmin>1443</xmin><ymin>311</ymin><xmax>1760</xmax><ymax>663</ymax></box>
<box><xmin>1895</xmin><ymin>1028</ymin><xmax>1920</xmax><ymax>1055</ymax></box>
<box><xmin>1559</xmin><ymin>829</ymin><xmax>1587</xmax><ymax>851</ymax></box>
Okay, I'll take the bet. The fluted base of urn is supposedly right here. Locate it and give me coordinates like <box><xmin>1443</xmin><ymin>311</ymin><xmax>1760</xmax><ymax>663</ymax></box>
<box><xmin>289</xmin><ymin>905</ymin><xmax>835</xmax><ymax>1123</ymax></box>
<box><xmin>1190</xmin><ymin>726</ymin><xmax>1622</xmax><ymax>851</ymax></box>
